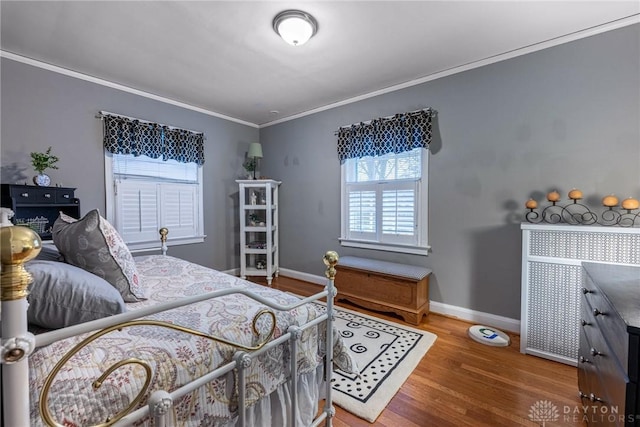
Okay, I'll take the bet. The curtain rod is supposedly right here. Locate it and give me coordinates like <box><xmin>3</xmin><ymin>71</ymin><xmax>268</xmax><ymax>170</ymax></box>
<box><xmin>335</xmin><ymin>108</ymin><xmax>437</xmax><ymax>132</ymax></box>
<box><xmin>96</xmin><ymin>110</ymin><xmax>206</xmax><ymax>137</ymax></box>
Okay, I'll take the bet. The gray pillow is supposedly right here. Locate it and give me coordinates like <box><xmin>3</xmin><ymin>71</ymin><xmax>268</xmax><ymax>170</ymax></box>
<box><xmin>26</xmin><ymin>260</ymin><xmax>126</xmax><ymax>329</ymax></box>
<box><xmin>52</xmin><ymin>209</ymin><xmax>146</xmax><ymax>302</ymax></box>
<box><xmin>35</xmin><ymin>244</ymin><xmax>64</xmax><ymax>262</ymax></box>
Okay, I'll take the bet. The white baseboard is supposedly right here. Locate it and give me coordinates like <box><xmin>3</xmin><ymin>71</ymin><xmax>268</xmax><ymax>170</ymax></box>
<box><xmin>278</xmin><ymin>268</ymin><xmax>326</xmax><ymax>285</ymax></box>
<box><xmin>277</xmin><ymin>267</ymin><xmax>521</xmax><ymax>333</ymax></box>
<box><xmin>428</xmin><ymin>301</ymin><xmax>520</xmax><ymax>333</ymax></box>
<box><xmin>224</xmin><ymin>267</ymin><xmax>324</xmax><ymax>284</ymax></box>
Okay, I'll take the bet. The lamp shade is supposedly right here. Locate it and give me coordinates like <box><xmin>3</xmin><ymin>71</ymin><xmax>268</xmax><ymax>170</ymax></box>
<box><xmin>248</xmin><ymin>142</ymin><xmax>263</xmax><ymax>159</ymax></box>
<box><xmin>273</xmin><ymin>10</ymin><xmax>318</xmax><ymax>46</ymax></box>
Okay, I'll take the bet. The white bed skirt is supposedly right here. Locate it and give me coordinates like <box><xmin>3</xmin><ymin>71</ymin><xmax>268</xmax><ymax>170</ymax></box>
<box><xmin>209</xmin><ymin>367</ymin><xmax>324</xmax><ymax>427</ymax></box>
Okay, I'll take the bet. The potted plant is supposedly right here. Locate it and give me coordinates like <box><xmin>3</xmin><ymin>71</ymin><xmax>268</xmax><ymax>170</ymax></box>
<box><xmin>30</xmin><ymin>146</ymin><xmax>59</xmax><ymax>186</ymax></box>
<box><xmin>243</xmin><ymin>159</ymin><xmax>256</xmax><ymax>179</ymax></box>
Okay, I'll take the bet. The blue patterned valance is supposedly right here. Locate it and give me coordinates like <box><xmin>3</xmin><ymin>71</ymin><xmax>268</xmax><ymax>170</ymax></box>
<box><xmin>336</xmin><ymin>108</ymin><xmax>434</xmax><ymax>164</ymax></box>
<box><xmin>102</xmin><ymin>114</ymin><xmax>205</xmax><ymax>165</ymax></box>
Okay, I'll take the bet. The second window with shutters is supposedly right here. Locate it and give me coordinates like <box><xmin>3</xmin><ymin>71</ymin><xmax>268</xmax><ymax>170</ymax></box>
<box><xmin>340</xmin><ymin>147</ymin><xmax>429</xmax><ymax>255</ymax></box>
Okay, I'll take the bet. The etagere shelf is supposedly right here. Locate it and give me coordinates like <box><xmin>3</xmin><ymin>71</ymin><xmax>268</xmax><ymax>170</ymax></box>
<box><xmin>236</xmin><ymin>179</ymin><xmax>281</xmax><ymax>285</ymax></box>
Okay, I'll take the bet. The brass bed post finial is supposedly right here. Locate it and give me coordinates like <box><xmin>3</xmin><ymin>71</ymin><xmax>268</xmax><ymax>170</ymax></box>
<box><xmin>0</xmin><ymin>225</ymin><xmax>42</xmax><ymax>301</ymax></box>
<box><xmin>323</xmin><ymin>251</ymin><xmax>339</xmax><ymax>280</ymax></box>
<box><xmin>1</xmin><ymin>226</ymin><xmax>41</xmax><ymax>427</ymax></box>
<box><xmin>159</xmin><ymin>227</ymin><xmax>169</xmax><ymax>256</ymax></box>
<box><xmin>159</xmin><ymin>227</ymin><xmax>169</xmax><ymax>243</ymax></box>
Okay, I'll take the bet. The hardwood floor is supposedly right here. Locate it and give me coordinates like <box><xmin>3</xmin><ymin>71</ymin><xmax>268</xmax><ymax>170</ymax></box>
<box><xmin>250</xmin><ymin>275</ymin><xmax>586</xmax><ymax>427</ymax></box>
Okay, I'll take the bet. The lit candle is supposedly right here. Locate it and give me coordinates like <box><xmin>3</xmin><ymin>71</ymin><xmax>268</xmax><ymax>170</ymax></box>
<box><xmin>602</xmin><ymin>195</ymin><xmax>619</xmax><ymax>207</ymax></box>
<box><xmin>525</xmin><ymin>199</ymin><xmax>538</xmax><ymax>209</ymax></box>
<box><xmin>621</xmin><ymin>197</ymin><xmax>640</xmax><ymax>210</ymax></box>
<box><xmin>547</xmin><ymin>190</ymin><xmax>561</xmax><ymax>202</ymax></box>
<box><xmin>568</xmin><ymin>188</ymin><xmax>583</xmax><ymax>200</ymax></box>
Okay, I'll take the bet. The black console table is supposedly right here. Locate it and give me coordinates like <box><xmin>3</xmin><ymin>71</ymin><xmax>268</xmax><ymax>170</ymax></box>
<box><xmin>0</xmin><ymin>184</ymin><xmax>80</xmax><ymax>240</ymax></box>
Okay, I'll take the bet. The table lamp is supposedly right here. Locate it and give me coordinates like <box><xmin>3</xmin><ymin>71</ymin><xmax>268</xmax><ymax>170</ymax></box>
<box><xmin>248</xmin><ymin>142</ymin><xmax>263</xmax><ymax>180</ymax></box>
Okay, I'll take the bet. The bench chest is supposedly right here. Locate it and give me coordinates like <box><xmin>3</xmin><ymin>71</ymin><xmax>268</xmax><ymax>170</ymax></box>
<box><xmin>335</xmin><ymin>256</ymin><xmax>431</xmax><ymax>325</ymax></box>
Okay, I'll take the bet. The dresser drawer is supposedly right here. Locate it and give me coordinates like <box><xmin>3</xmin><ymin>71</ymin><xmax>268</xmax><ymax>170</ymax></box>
<box><xmin>580</xmin><ymin>324</ymin><xmax>628</xmax><ymax>412</ymax></box>
<box><xmin>55</xmin><ymin>188</ymin><xmax>76</xmax><ymax>204</ymax></box>
<box><xmin>9</xmin><ymin>186</ymin><xmax>57</xmax><ymax>204</ymax></box>
<box><xmin>579</xmin><ymin>328</ymin><xmax>602</xmax><ymax>399</ymax></box>
<box><xmin>583</xmin><ymin>281</ymin><xmax>629</xmax><ymax>373</ymax></box>
<box><xmin>578</xmin><ymin>362</ymin><xmax>602</xmax><ymax>405</ymax></box>
<box><xmin>578</xmin><ymin>364</ymin><xmax>624</xmax><ymax>426</ymax></box>
<box><xmin>580</xmin><ymin>263</ymin><xmax>640</xmax><ymax>427</ymax></box>
<box><xmin>630</xmin><ymin>334</ymin><xmax>639</xmax><ymax>383</ymax></box>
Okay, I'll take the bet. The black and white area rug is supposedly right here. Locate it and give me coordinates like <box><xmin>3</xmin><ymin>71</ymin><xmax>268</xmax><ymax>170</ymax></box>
<box><xmin>313</xmin><ymin>303</ymin><xmax>437</xmax><ymax>423</ymax></box>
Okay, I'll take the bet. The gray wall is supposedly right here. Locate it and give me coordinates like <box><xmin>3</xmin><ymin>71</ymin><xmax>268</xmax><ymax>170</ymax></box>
<box><xmin>2</xmin><ymin>25</ymin><xmax>638</xmax><ymax>320</ymax></box>
<box><xmin>1</xmin><ymin>58</ymin><xmax>258</xmax><ymax>270</ymax></box>
<box><xmin>259</xmin><ymin>24</ymin><xmax>640</xmax><ymax>320</ymax></box>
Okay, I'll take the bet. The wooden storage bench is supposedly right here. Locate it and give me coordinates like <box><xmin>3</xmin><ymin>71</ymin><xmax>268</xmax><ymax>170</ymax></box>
<box><xmin>335</xmin><ymin>256</ymin><xmax>431</xmax><ymax>325</ymax></box>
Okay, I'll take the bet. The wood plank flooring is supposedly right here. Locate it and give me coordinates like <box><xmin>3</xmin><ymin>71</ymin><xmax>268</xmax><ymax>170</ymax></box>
<box><xmin>249</xmin><ymin>275</ymin><xmax>587</xmax><ymax>427</ymax></box>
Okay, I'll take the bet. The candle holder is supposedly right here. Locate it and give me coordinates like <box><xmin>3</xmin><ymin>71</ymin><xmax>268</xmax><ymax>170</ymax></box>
<box><xmin>525</xmin><ymin>190</ymin><xmax>640</xmax><ymax>227</ymax></box>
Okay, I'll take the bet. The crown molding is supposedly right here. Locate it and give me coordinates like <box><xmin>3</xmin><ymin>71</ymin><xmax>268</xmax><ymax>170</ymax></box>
<box><xmin>261</xmin><ymin>15</ymin><xmax>640</xmax><ymax>128</ymax></box>
<box><xmin>0</xmin><ymin>50</ymin><xmax>258</xmax><ymax>129</ymax></box>
<box><xmin>2</xmin><ymin>14</ymin><xmax>637</xmax><ymax>129</ymax></box>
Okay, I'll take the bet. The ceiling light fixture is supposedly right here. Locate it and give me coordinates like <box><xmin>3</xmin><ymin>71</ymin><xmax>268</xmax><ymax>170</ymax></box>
<box><xmin>273</xmin><ymin>10</ymin><xmax>318</xmax><ymax>46</ymax></box>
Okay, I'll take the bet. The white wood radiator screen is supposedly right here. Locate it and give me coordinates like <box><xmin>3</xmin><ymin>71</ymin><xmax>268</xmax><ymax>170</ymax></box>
<box><xmin>520</xmin><ymin>223</ymin><xmax>640</xmax><ymax>365</ymax></box>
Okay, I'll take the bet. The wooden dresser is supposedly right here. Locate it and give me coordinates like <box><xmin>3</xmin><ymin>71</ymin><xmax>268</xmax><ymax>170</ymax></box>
<box><xmin>579</xmin><ymin>262</ymin><xmax>640</xmax><ymax>426</ymax></box>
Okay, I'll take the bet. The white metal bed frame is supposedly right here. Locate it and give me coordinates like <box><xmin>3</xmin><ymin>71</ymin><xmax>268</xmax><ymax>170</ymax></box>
<box><xmin>0</xmin><ymin>225</ymin><xmax>338</xmax><ymax>426</ymax></box>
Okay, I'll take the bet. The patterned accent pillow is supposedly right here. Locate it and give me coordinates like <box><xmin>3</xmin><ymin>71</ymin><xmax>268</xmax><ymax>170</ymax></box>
<box><xmin>52</xmin><ymin>209</ymin><xmax>146</xmax><ymax>302</ymax></box>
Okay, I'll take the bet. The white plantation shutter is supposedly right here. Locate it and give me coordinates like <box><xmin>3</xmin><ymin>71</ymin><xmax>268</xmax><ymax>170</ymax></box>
<box><xmin>160</xmin><ymin>184</ymin><xmax>198</xmax><ymax>239</ymax></box>
<box><xmin>116</xmin><ymin>181</ymin><xmax>159</xmax><ymax>244</ymax></box>
<box><xmin>341</xmin><ymin>147</ymin><xmax>428</xmax><ymax>253</ymax></box>
<box><xmin>382</xmin><ymin>182</ymin><xmax>417</xmax><ymax>244</ymax></box>
<box><xmin>107</xmin><ymin>153</ymin><xmax>204</xmax><ymax>249</ymax></box>
<box><xmin>347</xmin><ymin>187</ymin><xmax>376</xmax><ymax>238</ymax></box>
<box><xmin>345</xmin><ymin>181</ymin><xmax>418</xmax><ymax>244</ymax></box>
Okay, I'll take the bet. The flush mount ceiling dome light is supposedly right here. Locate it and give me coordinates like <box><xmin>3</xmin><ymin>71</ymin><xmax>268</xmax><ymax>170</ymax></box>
<box><xmin>273</xmin><ymin>10</ymin><xmax>318</xmax><ymax>46</ymax></box>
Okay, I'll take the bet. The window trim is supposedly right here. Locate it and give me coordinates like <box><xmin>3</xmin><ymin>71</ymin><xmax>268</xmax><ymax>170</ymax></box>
<box><xmin>338</xmin><ymin>239</ymin><xmax>430</xmax><ymax>256</ymax></box>
<box><xmin>104</xmin><ymin>152</ymin><xmax>205</xmax><ymax>252</ymax></box>
<box><xmin>339</xmin><ymin>148</ymin><xmax>430</xmax><ymax>255</ymax></box>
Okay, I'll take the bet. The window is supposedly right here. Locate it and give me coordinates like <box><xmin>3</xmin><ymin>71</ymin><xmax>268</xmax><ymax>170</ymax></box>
<box><xmin>105</xmin><ymin>153</ymin><xmax>204</xmax><ymax>251</ymax></box>
<box><xmin>336</xmin><ymin>108</ymin><xmax>434</xmax><ymax>255</ymax></box>
<box><xmin>101</xmin><ymin>112</ymin><xmax>206</xmax><ymax>251</ymax></box>
<box><xmin>341</xmin><ymin>147</ymin><xmax>429</xmax><ymax>254</ymax></box>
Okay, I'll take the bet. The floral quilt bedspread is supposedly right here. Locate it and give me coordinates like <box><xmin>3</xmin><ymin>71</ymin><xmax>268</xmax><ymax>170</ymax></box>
<box><xmin>29</xmin><ymin>255</ymin><xmax>341</xmax><ymax>426</ymax></box>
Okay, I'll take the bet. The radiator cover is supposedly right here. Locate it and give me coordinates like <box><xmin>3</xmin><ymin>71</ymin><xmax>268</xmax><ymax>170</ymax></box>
<box><xmin>521</xmin><ymin>223</ymin><xmax>640</xmax><ymax>365</ymax></box>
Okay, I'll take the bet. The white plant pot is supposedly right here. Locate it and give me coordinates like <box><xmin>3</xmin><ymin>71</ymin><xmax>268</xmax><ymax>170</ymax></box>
<box><xmin>33</xmin><ymin>173</ymin><xmax>51</xmax><ymax>186</ymax></box>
